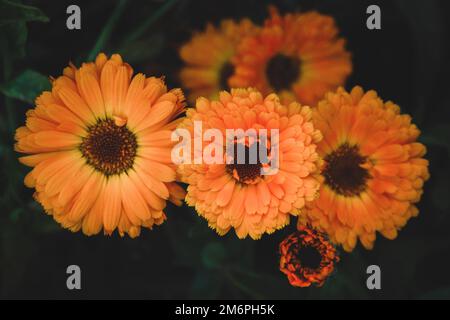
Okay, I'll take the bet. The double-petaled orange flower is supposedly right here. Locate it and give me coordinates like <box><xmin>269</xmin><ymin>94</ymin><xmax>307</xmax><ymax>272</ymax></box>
<box><xmin>230</xmin><ymin>7</ymin><xmax>352</xmax><ymax>106</ymax></box>
<box><xmin>15</xmin><ymin>53</ymin><xmax>186</xmax><ymax>237</ymax></box>
<box><xmin>279</xmin><ymin>225</ymin><xmax>339</xmax><ymax>287</ymax></box>
<box><xmin>179</xmin><ymin>19</ymin><xmax>259</xmax><ymax>103</ymax></box>
<box><xmin>177</xmin><ymin>88</ymin><xmax>323</xmax><ymax>239</ymax></box>
<box><xmin>299</xmin><ymin>86</ymin><xmax>430</xmax><ymax>251</ymax></box>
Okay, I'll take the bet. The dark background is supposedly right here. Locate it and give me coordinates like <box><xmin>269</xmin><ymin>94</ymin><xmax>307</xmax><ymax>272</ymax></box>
<box><xmin>0</xmin><ymin>0</ymin><xmax>449</xmax><ymax>299</ymax></box>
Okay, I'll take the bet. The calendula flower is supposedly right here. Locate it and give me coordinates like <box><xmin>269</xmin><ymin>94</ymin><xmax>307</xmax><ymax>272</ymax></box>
<box><xmin>177</xmin><ymin>88</ymin><xmax>322</xmax><ymax>239</ymax></box>
<box><xmin>279</xmin><ymin>225</ymin><xmax>339</xmax><ymax>287</ymax></box>
<box><xmin>300</xmin><ymin>86</ymin><xmax>430</xmax><ymax>251</ymax></box>
<box><xmin>230</xmin><ymin>7</ymin><xmax>352</xmax><ymax>106</ymax></box>
<box><xmin>179</xmin><ymin>19</ymin><xmax>259</xmax><ymax>103</ymax></box>
<box><xmin>15</xmin><ymin>53</ymin><xmax>186</xmax><ymax>238</ymax></box>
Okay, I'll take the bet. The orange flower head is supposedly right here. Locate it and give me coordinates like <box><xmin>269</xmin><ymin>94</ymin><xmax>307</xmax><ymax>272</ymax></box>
<box><xmin>15</xmin><ymin>53</ymin><xmax>186</xmax><ymax>238</ymax></box>
<box><xmin>230</xmin><ymin>7</ymin><xmax>352</xmax><ymax>106</ymax></box>
<box><xmin>179</xmin><ymin>19</ymin><xmax>259</xmax><ymax>103</ymax></box>
<box><xmin>279</xmin><ymin>225</ymin><xmax>339</xmax><ymax>287</ymax></box>
<box><xmin>177</xmin><ymin>88</ymin><xmax>323</xmax><ymax>239</ymax></box>
<box><xmin>300</xmin><ymin>86</ymin><xmax>430</xmax><ymax>251</ymax></box>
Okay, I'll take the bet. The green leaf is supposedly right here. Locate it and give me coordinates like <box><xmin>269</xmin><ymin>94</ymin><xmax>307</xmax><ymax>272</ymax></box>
<box><xmin>0</xmin><ymin>21</ymin><xmax>27</xmax><ymax>59</ymax></box>
<box><xmin>0</xmin><ymin>1</ymin><xmax>49</xmax><ymax>61</ymax></box>
<box><xmin>0</xmin><ymin>0</ymin><xmax>49</xmax><ymax>25</ymax></box>
<box><xmin>0</xmin><ymin>69</ymin><xmax>50</xmax><ymax>103</ymax></box>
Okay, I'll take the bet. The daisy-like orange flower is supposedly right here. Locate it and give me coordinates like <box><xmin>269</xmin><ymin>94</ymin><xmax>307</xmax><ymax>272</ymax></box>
<box><xmin>300</xmin><ymin>86</ymin><xmax>430</xmax><ymax>251</ymax></box>
<box><xmin>177</xmin><ymin>88</ymin><xmax>323</xmax><ymax>239</ymax></box>
<box><xmin>230</xmin><ymin>7</ymin><xmax>352</xmax><ymax>106</ymax></box>
<box><xmin>179</xmin><ymin>19</ymin><xmax>259</xmax><ymax>103</ymax></box>
<box><xmin>15</xmin><ymin>53</ymin><xmax>186</xmax><ymax>238</ymax></box>
<box><xmin>279</xmin><ymin>225</ymin><xmax>339</xmax><ymax>287</ymax></box>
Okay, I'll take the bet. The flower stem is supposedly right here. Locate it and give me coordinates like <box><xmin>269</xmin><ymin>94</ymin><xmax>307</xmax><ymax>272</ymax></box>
<box><xmin>121</xmin><ymin>0</ymin><xmax>178</xmax><ymax>46</ymax></box>
<box><xmin>87</xmin><ymin>0</ymin><xmax>128</xmax><ymax>61</ymax></box>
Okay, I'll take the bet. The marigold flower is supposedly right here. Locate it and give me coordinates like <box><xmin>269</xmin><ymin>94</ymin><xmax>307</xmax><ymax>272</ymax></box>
<box><xmin>15</xmin><ymin>53</ymin><xmax>186</xmax><ymax>238</ymax></box>
<box><xmin>179</xmin><ymin>19</ymin><xmax>259</xmax><ymax>103</ymax></box>
<box><xmin>279</xmin><ymin>225</ymin><xmax>339</xmax><ymax>287</ymax></box>
<box><xmin>230</xmin><ymin>7</ymin><xmax>352</xmax><ymax>106</ymax></box>
<box><xmin>300</xmin><ymin>86</ymin><xmax>430</xmax><ymax>251</ymax></box>
<box><xmin>177</xmin><ymin>88</ymin><xmax>322</xmax><ymax>239</ymax></box>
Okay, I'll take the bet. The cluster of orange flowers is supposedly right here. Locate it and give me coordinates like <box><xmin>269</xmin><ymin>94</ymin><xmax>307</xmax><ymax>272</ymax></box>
<box><xmin>14</xmin><ymin>8</ymin><xmax>429</xmax><ymax>288</ymax></box>
<box><xmin>180</xmin><ymin>7</ymin><xmax>352</xmax><ymax>107</ymax></box>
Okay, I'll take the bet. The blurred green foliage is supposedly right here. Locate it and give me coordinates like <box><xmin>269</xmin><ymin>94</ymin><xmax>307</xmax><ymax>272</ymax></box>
<box><xmin>0</xmin><ymin>69</ymin><xmax>50</xmax><ymax>103</ymax></box>
<box><xmin>0</xmin><ymin>0</ymin><xmax>449</xmax><ymax>299</ymax></box>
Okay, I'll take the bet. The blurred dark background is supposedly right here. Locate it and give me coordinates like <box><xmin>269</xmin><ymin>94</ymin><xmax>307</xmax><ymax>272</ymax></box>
<box><xmin>0</xmin><ymin>0</ymin><xmax>449</xmax><ymax>299</ymax></box>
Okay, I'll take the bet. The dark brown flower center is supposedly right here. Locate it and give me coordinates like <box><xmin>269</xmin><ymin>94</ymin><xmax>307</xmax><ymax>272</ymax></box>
<box><xmin>297</xmin><ymin>245</ymin><xmax>323</xmax><ymax>270</ymax></box>
<box><xmin>219</xmin><ymin>61</ymin><xmax>234</xmax><ymax>90</ymax></box>
<box><xmin>266</xmin><ymin>54</ymin><xmax>301</xmax><ymax>91</ymax></box>
<box><xmin>80</xmin><ymin>118</ymin><xmax>137</xmax><ymax>176</ymax></box>
<box><xmin>225</xmin><ymin>144</ymin><xmax>262</xmax><ymax>184</ymax></box>
<box><xmin>323</xmin><ymin>143</ymin><xmax>370</xmax><ymax>197</ymax></box>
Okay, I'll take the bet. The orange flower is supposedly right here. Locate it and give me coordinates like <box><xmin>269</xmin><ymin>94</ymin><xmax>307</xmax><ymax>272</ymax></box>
<box><xmin>179</xmin><ymin>19</ymin><xmax>259</xmax><ymax>103</ymax></box>
<box><xmin>177</xmin><ymin>88</ymin><xmax>322</xmax><ymax>239</ymax></box>
<box><xmin>300</xmin><ymin>86</ymin><xmax>430</xmax><ymax>251</ymax></box>
<box><xmin>15</xmin><ymin>53</ymin><xmax>186</xmax><ymax>238</ymax></box>
<box><xmin>279</xmin><ymin>225</ymin><xmax>339</xmax><ymax>287</ymax></box>
<box><xmin>230</xmin><ymin>7</ymin><xmax>352</xmax><ymax>106</ymax></box>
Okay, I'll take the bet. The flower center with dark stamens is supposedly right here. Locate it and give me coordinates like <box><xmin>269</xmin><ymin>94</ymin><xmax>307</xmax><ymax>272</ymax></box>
<box><xmin>219</xmin><ymin>61</ymin><xmax>234</xmax><ymax>90</ymax></box>
<box><xmin>297</xmin><ymin>245</ymin><xmax>322</xmax><ymax>270</ymax></box>
<box><xmin>80</xmin><ymin>118</ymin><xmax>137</xmax><ymax>176</ymax></box>
<box><xmin>323</xmin><ymin>143</ymin><xmax>370</xmax><ymax>197</ymax></box>
<box><xmin>225</xmin><ymin>144</ymin><xmax>262</xmax><ymax>184</ymax></box>
<box><xmin>266</xmin><ymin>54</ymin><xmax>301</xmax><ymax>91</ymax></box>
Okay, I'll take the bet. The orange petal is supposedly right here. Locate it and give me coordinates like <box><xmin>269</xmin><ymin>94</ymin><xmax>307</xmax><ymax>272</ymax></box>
<box><xmin>102</xmin><ymin>175</ymin><xmax>122</xmax><ymax>232</ymax></box>
<box><xmin>67</xmin><ymin>172</ymin><xmax>103</xmax><ymax>221</ymax></box>
<box><xmin>82</xmin><ymin>180</ymin><xmax>105</xmax><ymax>236</ymax></box>
<box><xmin>136</xmin><ymin>158</ymin><xmax>176</xmax><ymax>182</ymax></box>
<box><xmin>78</xmin><ymin>71</ymin><xmax>105</xmax><ymax>117</ymax></box>
<box><xmin>245</xmin><ymin>185</ymin><xmax>258</xmax><ymax>214</ymax></box>
<box><xmin>134</xmin><ymin>101</ymin><xmax>174</xmax><ymax>132</ymax></box>
<box><xmin>121</xmin><ymin>174</ymin><xmax>152</xmax><ymax>221</ymax></box>
<box><xmin>113</xmin><ymin>66</ymin><xmax>130</xmax><ymax>116</ymax></box>
<box><xmin>216</xmin><ymin>179</ymin><xmax>235</xmax><ymax>207</ymax></box>
<box><xmin>34</xmin><ymin>131</ymin><xmax>80</xmax><ymax>149</ymax></box>
<box><xmin>57</xmin><ymin>87</ymin><xmax>95</xmax><ymax>125</ymax></box>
